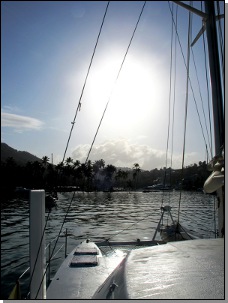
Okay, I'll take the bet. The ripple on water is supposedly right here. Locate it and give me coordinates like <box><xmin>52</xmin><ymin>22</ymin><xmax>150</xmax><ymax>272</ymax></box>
<box><xmin>1</xmin><ymin>191</ymin><xmax>217</xmax><ymax>299</ymax></box>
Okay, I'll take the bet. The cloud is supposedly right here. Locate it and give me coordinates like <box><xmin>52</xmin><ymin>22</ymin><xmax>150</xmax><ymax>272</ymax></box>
<box><xmin>1</xmin><ymin>112</ymin><xmax>44</xmax><ymax>132</ymax></box>
<box><xmin>70</xmin><ymin>139</ymin><xmax>198</xmax><ymax>170</ymax></box>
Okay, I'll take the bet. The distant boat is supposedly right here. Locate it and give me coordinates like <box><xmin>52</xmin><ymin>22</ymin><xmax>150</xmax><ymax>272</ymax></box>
<box><xmin>14</xmin><ymin>187</ymin><xmax>28</xmax><ymax>193</ymax></box>
<box><xmin>143</xmin><ymin>184</ymin><xmax>173</xmax><ymax>192</ymax></box>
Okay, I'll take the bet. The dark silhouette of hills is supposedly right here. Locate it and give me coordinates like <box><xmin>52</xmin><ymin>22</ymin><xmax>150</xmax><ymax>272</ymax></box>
<box><xmin>1</xmin><ymin>142</ymin><xmax>42</xmax><ymax>166</ymax></box>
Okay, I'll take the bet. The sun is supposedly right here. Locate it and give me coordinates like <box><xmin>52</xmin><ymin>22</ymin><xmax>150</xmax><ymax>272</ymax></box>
<box><xmin>86</xmin><ymin>53</ymin><xmax>169</xmax><ymax>136</ymax></box>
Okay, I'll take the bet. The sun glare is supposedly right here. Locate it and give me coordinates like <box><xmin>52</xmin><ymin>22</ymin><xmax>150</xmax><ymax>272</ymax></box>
<box><xmin>88</xmin><ymin>54</ymin><xmax>168</xmax><ymax>132</ymax></box>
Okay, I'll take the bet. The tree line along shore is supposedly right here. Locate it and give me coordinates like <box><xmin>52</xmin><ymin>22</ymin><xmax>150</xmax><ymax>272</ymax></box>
<box><xmin>1</xmin><ymin>156</ymin><xmax>211</xmax><ymax>197</ymax></box>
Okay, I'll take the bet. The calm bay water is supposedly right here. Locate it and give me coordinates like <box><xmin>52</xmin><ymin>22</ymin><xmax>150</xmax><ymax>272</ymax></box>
<box><xmin>1</xmin><ymin>191</ymin><xmax>217</xmax><ymax>299</ymax></box>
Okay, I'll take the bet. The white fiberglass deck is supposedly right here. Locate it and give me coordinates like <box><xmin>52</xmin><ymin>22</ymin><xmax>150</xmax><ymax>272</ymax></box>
<box><xmin>46</xmin><ymin>240</ymin><xmax>124</xmax><ymax>299</ymax></box>
<box><xmin>93</xmin><ymin>238</ymin><xmax>224</xmax><ymax>299</ymax></box>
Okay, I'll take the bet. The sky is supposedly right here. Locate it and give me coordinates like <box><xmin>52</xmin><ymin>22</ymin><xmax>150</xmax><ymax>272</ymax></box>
<box><xmin>1</xmin><ymin>1</ymin><xmax>224</xmax><ymax>170</ymax></box>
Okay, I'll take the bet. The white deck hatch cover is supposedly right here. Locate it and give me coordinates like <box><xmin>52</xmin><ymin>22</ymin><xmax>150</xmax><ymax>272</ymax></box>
<box><xmin>70</xmin><ymin>245</ymin><xmax>99</xmax><ymax>266</ymax></box>
<box><xmin>74</xmin><ymin>247</ymin><xmax>98</xmax><ymax>255</ymax></box>
<box><xmin>70</xmin><ymin>255</ymin><xmax>98</xmax><ymax>266</ymax></box>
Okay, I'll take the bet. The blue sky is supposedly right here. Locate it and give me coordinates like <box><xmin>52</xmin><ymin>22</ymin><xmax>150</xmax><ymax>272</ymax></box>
<box><xmin>1</xmin><ymin>1</ymin><xmax>224</xmax><ymax>170</ymax></box>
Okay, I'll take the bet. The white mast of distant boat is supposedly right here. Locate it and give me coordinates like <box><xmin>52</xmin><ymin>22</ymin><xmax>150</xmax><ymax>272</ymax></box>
<box><xmin>173</xmin><ymin>1</ymin><xmax>224</xmax><ymax>237</ymax></box>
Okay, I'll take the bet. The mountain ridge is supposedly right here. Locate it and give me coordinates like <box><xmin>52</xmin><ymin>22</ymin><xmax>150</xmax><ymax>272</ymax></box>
<box><xmin>1</xmin><ymin>142</ymin><xmax>42</xmax><ymax>166</ymax></box>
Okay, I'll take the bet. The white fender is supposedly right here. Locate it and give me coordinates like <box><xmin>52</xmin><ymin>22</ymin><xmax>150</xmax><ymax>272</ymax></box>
<box><xmin>204</xmin><ymin>163</ymin><xmax>224</xmax><ymax>193</ymax></box>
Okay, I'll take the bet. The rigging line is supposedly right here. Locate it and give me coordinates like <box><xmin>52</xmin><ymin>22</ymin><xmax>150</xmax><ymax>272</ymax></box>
<box><xmin>105</xmin><ymin>210</ymin><xmax>153</xmax><ymax>242</ymax></box>
<box><xmin>168</xmin><ymin>2</ymin><xmax>209</xmax><ymax>154</ymax></box>
<box><xmin>170</xmin><ymin>5</ymin><xmax>178</xmax><ymax>184</ymax></box>
<box><xmin>35</xmin><ymin>192</ymin><xmax>76</xmax><ymax>299</ymax></box>
<box><xmin>162</xmin><ymin>1</ymin><xmax>174</xmax><ymax>208</ymax></box>
<box><xmin>177</xmin><ymin>3</ymin><xmax>192</xmax><ymax>224</ymax></box>
<box><xmin>191</xmin><ymin>47</ymin><xmax>212</xmax><ymax>158</ymax></box>
<box><xmin>216</xmin><ymin>1</ymin><xmax>224</xmax><ymax>84</ymax></box>
<box><xmin>85</xmin><ymin>101</ymin><xmax>109</xmax><ymax>164</ymax></box>
<box><xmin>166</xmin><ymin>4</ymin><xmax>179</xmax><ymax>216</ymax></box>
<box><xmin>201</xmin><ymin>4</ymin><xmax>213</xmax><ymax>160</ymax></box>
<box><xmin>62</xmin><ymin>1</ymin><xmax>110</xmax><ymax>164</ymax></box>
<box><xmin>110</xmin><ymin>1</ymin><xmax>147</xmax><ymax>91</ymax></box>
<box><xmin>85</xmin><ymin>1</ymin><xmax>147</xmax><ymax>163</ymax></box>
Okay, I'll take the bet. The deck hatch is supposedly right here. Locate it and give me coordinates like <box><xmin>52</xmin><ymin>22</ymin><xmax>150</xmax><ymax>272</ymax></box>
<box><xmin>70</xmin><ymin>255</ymin><xmax>98</xmax><ymax>267</ymax></box>
<box><xmin>74</xmin><ymin>247</ymin><xmax>98</xmax><ymax>255</ymax></box>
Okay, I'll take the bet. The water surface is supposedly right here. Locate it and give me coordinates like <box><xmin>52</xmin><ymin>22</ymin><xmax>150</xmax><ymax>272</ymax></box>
<box><xmin>1</xmin><ymin>191</ymin><xmax>217</xmax><ymax>299</ymax></box>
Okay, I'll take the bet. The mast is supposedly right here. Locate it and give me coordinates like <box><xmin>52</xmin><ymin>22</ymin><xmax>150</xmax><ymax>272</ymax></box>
<box><xmin>172</xmin><ymin>1</ymin><xmax>224</xmax><ymax>156</ymax></box>
<box><xmin>204</xmin><ymin>2</ymin><xmax>224</xmax><ymax>156</ymax></box>
<box><xmin>172</xmin><ymin>1</ymin><xmax>224</xmax><ymax>238</ymax></box>
<box><xmin>204</xmin><ymin>2</ymin><xmax>224</xmax><ymax>238</ymax></box>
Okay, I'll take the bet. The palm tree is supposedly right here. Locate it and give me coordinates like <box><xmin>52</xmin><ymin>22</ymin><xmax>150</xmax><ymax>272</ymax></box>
<box><xmin>41</xmin><ymin>156</ymin><xmax>50</xmax><ymax>167</ymax></box>
<box><xmin>93</xmin><ymin>159</ymin><xmax>105</xmax><ymax>173</ymax></box>
<box><xmin>115</xmin><ymin>169</ymin><xmax>128</xmax><ymax>189</ymax></box>
<box><xmin>132</xmin><ymin>163</ymin><xmax>141</xmax><ymax>189</ymax></box>
<box><xmin>92</xmin><ymin>159</ymin><xmax>105</xmax><ymax>190</ymax></box>
<box><xmin>121</xmin><ymin>170</ymin><xmax>129</xmax><ymax>189</ymax></box>
<box><xmin>65</xmin><ymin>157</ymin><xmax>73</xmax><ymax>166</ymax></box>
<box><xmin>86</xmin><ymin>160</ymin><xmax>94</xmax><ymax>191</ymax></box>
<box><xmin>73</xmin><ymin>160</ymin><xmax>81</xmax><ymax>169</ymax></box>
<box><xmin>96</xmin><ymin>159</ymin><xmax>105</xmax><ymax>169</ymax></box>
<box><xmin>63</xmin><ymin>157</ymin><xmax>74</xmax><ymax>183</ymax></box>
<box><xmin>78</xmin><ymin>161</ymin><xmax>94</xmax><ymax>191</ymax></box>
<box><xmin>104</xmin><ymin>164</ymin><xmax>116</xmax><ymax>191</ymax></box>
<box><xmin>41</xmin><ymin>156</ymin><xmax>50</xmax><ymax>187</ymax></box>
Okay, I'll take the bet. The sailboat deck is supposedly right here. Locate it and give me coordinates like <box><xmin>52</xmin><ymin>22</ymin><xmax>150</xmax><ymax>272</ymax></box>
<box><xmin>125</xmin><ymin>238</ymin><xmax>224</xmax><ymax>299</ymax></box>
<box><xmin>46</xmin><ymin>241</ymin><xmax>124</xmax><ymax>299</ymax></box>
<box><xmin>93</xmin><ymin>238</ymin><xmax>224</xmax><ymax>299</ymax></box>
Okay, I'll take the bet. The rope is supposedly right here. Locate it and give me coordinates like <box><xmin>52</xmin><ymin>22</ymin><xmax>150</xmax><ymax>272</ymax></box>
<box><xmin>85</xmin><ymin>101</ymin><xmax>109</xmax><ymax>164</ymax></box>
<box><xmin>105</xmin><ymin>210</ymin><xmax>154</xmax><ymax>242</ymax></box>
<box><xmin>168</xmin><ymin>2</ymin><xmax>209</xmax><ymax>158</ymax></box>
<box><xmin>33</xmin><ymin>5</ymin><xmax>147</xmax><ymax>293</ymax></box>
<box><xmin>46</xmin><ymin>6</ymin><xmax>112</xmax><ymax>286</ymax></box>
<box><xmin>177</xmin><ymin>2</ymin><xmax>192</xmax><ymax>223</ymax></box>
<box><xmin>191</xmin><ymin>47</ymin><xmax>211</xmax><ymax>159</ymax></box>
<box><xmin>161</xmin><ymin>2</ymin><xmax>176</xmax><ymax>211</ymax></box>
<box><xmin>216</xmin><ymin>1</ymin><xmax>224</xmax><ymax>84</ymax></box>
<box><xmin>62</xmin><ymin>2</ymin><xmax>110</xmax><ymax>163</ymax></box>
<box><xmin>162</xmin><ymin>1</ymin><xmax>174</xmax><ymax>206</ymax></box>
<box><xmin>169</xmin><ymin>5</ymin><xmax>178</xmax><ymax>189</ymax></box>
<box><xmin>85</xmin><ymin>1</ymin><xmax>147</xmax><ymax>163</ymax></box>
<box><xmin>201</xmin><ymin>2</ymin><xmax>213</xmax><ymax>160</ymax></box>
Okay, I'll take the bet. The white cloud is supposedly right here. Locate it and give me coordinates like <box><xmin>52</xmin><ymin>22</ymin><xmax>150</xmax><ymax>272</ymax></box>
<box><xmin>71</xmin><ymin>139</ymin><xmax>200</xmax><ymax>170</ymax></box>
<box><xmin>1</xmin><ymin>112</ymin><xmax>44</xmax><ymax>132</ymax></box>
<box><xmin>2</xmin><ymin>105</ymin><xmax>21</xmax><ymax>113</ymax></box>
